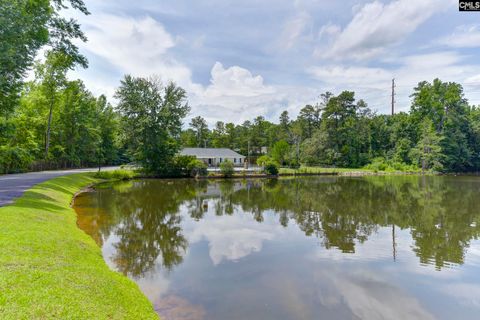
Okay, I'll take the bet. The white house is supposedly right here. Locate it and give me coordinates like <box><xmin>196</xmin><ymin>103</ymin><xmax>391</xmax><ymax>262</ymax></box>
<box><xmin>180</xmin><ymin>148</ymin><xmax>246</xmax><ymax>167</ymax></box>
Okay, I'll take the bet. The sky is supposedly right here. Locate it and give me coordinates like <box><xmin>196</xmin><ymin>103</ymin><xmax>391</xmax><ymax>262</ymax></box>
<box><xmin>67</xmin><ymin>0</ymin><xmax>480</xmax><ymax>125</ymax></box>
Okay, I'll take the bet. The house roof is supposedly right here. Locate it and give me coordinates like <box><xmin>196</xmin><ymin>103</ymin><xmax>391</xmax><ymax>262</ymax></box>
<box><xmin>180</xmin><ymin>148</ymin><xmax>245</xmax><ymax>158</ymax></box>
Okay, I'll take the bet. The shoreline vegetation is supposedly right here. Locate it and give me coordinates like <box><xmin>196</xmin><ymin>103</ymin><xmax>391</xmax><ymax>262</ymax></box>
<box><xmin>0</xmin><ymin>173</ymin><xmax>157</xmax><ymax>320</ymax></box>
<box><xmin>95</xmin><ymin>165</ymin><xmax>480</xmax><ymax>183</ymax></box>
<box><xmin>95</xmin><ymin>167</ymin><xmax>447</xmax><ymax>181</ymax></box>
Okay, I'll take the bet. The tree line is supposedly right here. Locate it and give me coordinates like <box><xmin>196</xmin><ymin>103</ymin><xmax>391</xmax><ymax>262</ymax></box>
<box><xmin>185</xmin><ymin>81</ymin><xmax>480</xmax><ymax>173</ymax></box>
<box><xmin>2</xmin><ymin>0</ymin><xmax>480</xmax><ymax>174</ymax></box>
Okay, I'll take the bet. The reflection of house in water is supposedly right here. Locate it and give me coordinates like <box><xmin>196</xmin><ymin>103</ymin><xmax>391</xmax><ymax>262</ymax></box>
<box><xmin>188</xmin><ymin>181</ymin><xmax>247</xmax><ymax>219</ymax></box>
<box><xmin>199</xmin><ymin>182</ymin><xmax>245</xmax><ymax>198</ymax></box>
<box><xmin>180</xmin><ymin>148</ymin><xmax>245</xmax><ymax>167</ymax></box>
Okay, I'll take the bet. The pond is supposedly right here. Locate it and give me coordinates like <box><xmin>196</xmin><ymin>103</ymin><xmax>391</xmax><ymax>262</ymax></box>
<box><xmin>74</xmin><ymin>176</ymin><xmax>480</xmax><ymax>320</ymax></box>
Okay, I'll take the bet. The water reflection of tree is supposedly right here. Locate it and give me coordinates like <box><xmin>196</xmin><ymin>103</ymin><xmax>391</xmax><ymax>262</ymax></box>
<box><xmin>117</xmin><ymin>180</ymin><xmax>217</xmax><ymax>277</ymax></box>
<box><xmin>78</xmin><ymin>176</ymin><xmax>480</xmax><ymax>273</ymax></box>
<box><xmin>85</xmin><ymin>180</ymin><xmax>202</xmax><ymax>278</ymax></box>
<box><xmin>226</xmin><ymin>176</ymin><xmax>480</xmax><ymax>269</ymax></box>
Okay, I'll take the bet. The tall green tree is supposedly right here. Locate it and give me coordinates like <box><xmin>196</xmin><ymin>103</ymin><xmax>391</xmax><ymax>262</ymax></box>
<box><xmin>271</xmin><ymin>140</ymin><xmax>290</xmax><ymax>165</ymax></box>
<box><xmin>189</xmin><ymin>116</ymin><xmax>209</xmax><ymax>147</ymax></box>
<box><xmin>95</xmin><ymin>95</ymin><xmax>120</xmax><ymax>166</ymax></box>
<box><xmin>35</xmin><ymin>51</ymin><xmax>74</xmax><ymax>159</ymax></box>
<box><xmin>115</xmin><ymin>75</ymin><xmax>189</xmax><ymax>175</ymax></box>
<box><xmin>411</xmin><ymin>79</ymin><xmax>473</xmax><ymax>171</ymax></box>
<box><xmin>410</xmin><ymin>119</ymin><xmax>443</xmax><ymax>172</ymax></box>
<box><xmin>0</xmin><ymin>0</ymin><xmax>89</xmax><ymax>115</ymax></box>
<box><xmin>210</xmin><ymin>121</ymin><xmax>228</xmax><ymax>148</ymax></box>
<box><xmin>298</xmin><ymin>104</ymin><xmax>320</xmax><ymax>139</ymax></box>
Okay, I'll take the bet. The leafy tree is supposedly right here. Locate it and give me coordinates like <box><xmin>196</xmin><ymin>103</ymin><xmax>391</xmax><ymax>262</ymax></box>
<box><xmin>224</xmin><ymin>123</ymin><xmax>237</xmax><ymax>149</ymax></box>
<box><xmin>35</xmin><ymin>51</ymin><xmax>75</xmax><ymax>159</ymax></box>
<box><xmin>411</xmin><ymin>79</ymin><xmax>467</xmax><ymax>132</ymax></box>
<box><xmin>301</xmin><ymin>129</ymin><xmax>330</xmax><ymax>165</ymax></box>
<box><xmin>271</xmin><ymin>140</ymin><xmax>290</xmax><ymax>165</ymax></box>
<box><xmin>279</xmin><ymin>110</ymin><xmax>290</xmax><ymax>128</ymax></box>
<box><xmin>264</xmin><ymin>161</ymin><xmax>279</xmax><ymax>175</ymax></box>
<box><xmin>180</xmin><ymin>129</ymin><xmax>197</xmax><ymax>147</ymax></box>
<box><xmin>115</xmin><ymin>75</ymin><xmax>189</xmax><ymax>175</ymax></box>
<box><xmin>256</xmin><ymin>155</ymin><xmax>272</xmax><ymax>167</ymax></box>
<box><xmin>187</xmin><ymin>159</ymin><xmax>208</xmax><ymax>177</ymax></box>
<box><xmin>171</xmin><ymin>155</ymin><xmax>196</xmax><ymax>176</ymax></box>
<box><xmin>190</xmin><ymin>116</ymin><xmax>209</xmax><ymax>147</ymax></box>
<box><xmin>211</xmin><ymin>121</ymin><xmax>228</xmax><ymax>148</ymax></box>
<box><xmin>298</xmin><ymin>104</ymin><xmax>320</xmax><ymax>139</ymax></box>
<box><xmin>0</xmin><ymin>0</ymin><xmax>89</xmax><ymax>115</ymax></box>
<box><xmin>411</xmin><ymin>79</ymin><xmax>473</xmax><ymax>171</ymax></box>
<box><xmin>410</xmin><ymin>119</ymin><xmax>443</xmax><ymax>172</ymax></box>
<box><xmin>219</xmin><ymin>160</ymin><xmax>234</xmax><ymax>177</ymax></box>
<box><xmin>55</xmin><ymin>80</ymin><xmax>99</xmax><ymax>167</ymax></box>
<box><xmin>95</xmin><ymin>95</ymin><xmax>120</xmax><ymax>167</ymax></box>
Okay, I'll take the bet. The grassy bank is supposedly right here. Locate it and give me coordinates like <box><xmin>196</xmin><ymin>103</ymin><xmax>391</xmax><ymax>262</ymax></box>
<box><xmin>279</xmin><ymin>166</ymin><xmax>374</xmax><ymax>175</ymax></box>
<box><xmin>0</xmin><ymin>173</ymin><xmax>157</xmax><ymax>319</ymax></box>
<box><xmin>279</xmin><ymin>166</ymin><xmax>367</xmax><ymax>174</ymax></box>
<box><xmin>279</xmin><ymin>166</ymin><xmax>420</xmax><ymax>176</ymax></box>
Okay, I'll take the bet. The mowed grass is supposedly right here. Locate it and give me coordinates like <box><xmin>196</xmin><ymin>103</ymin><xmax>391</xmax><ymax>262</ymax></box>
<box><xmin>279</xmin><ymin>166</ymin><xmax>374</xmax><ymax>174</ymax></box>
<box><xmin>0</xmin><ymin>173</ymin><xmax>157</xmax><ymax>319</ymax></box>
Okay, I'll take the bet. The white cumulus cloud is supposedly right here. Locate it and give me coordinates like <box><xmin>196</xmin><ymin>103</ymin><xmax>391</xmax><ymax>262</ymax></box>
<box><xmin>73</xmin><ymin>13</ymin><xmax>198</xmax><ymax>95</ymax></box>
<box><xmin>204</xmin><ymin>62</ymin><xmax>275</xmax><ymax>98</ymax></box>
<box><xmin>437</xmin><ymin>24</ymin><xmax>480</xmax><ymax>48</ymax></box>
<box><xmin>315</xmin><ymin>0</ymin><xmax>449</xmax><ymax>61</ymax></box>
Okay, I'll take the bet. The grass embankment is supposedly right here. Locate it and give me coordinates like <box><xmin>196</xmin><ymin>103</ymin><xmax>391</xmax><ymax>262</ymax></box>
<box><xmin>279</xmin><ymin>166</ymin><xmax>371</xmax><ymax>174</ymax></box>
<box><xmin>279</xmin><ymin>166</ymin><xmax>420</xmax><ymax>175</ymax></box>
<box><xmin>0</xmin><ymin>173</ymin><xmax>157</xmax><ymax>319</ymax></box>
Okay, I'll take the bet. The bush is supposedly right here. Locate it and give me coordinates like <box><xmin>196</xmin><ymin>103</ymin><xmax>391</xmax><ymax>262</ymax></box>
<box><xmin>288</xmin><ymin>159</ymin><xmax>300</xmax><ymax>169</ymax></box>
<box><xmin>170</xmin><ymin>155</ymin><xmax>208</xmax><ymax>177</ymax></box>
<box><xmin>256</xmin><ymin>155</ymin><xmax>272</xmax><ymax>167</ymax></box>
<box><xmin>220</xmin><ymin>160</ymin><xmax>234</xmax><ymax>177</ymax></box>
<box><xmin>171</xmin><ymin>155</ymin><xmax>196</xmax><ymax>176</ymax></box>
<box><xmin>363</xmin><ymin>157</ymin><xmax>419</xmax><ymax>172</ymax></box>
<box><xmin>94</xmin><ymin>169</ymin><xmax>137</xmax><ymax>180</ymax></box>
<box><xmin>0</xmin><ymin>146</ymin><xmax>34</xmax><ymax>174</ymax></box>
<box><xmin>187</xmin><ymin>159</ymin><xmax>208</xmax><ymax>177</ymax></box>
<box><xmin>264</xmin><ymin>161</ymin><xmax>279</xmax><ymax>176</ymax></box>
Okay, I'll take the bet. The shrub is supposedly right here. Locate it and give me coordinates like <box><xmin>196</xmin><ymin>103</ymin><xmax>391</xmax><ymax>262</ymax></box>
<box><xmin>171</xmin><ymin>155</ymin><xmax>196</xmax><ymax>176</ymax></box>
<box><xmin>364</xmin><ymin>157</ymin><xmax>388</xmax><ymax>172</ymax></box>
<box><xmin>0</xmin><ymin>146</ymin><xmax>34</xmax><ymax>174</ymax></box>
<box><xmin>271</xmin><ymin>140</ymin><xmax>290</xmax><ymax>165</ymax></box>
<box><xmin>219</xmin><ymin>160</ymin><xmax>234</xmax><ymax>177</ymax></box>
<box><xmin>187</xmin><ymin>159</ymin><xmax>208</xmax><ymax>177</ymax></box>
<box><xmin>94</xmin><ymin>169</ymin><xmax>137</xmax><ymax>180</ymax></box>
<box><xmin>288</xmin><ymin>159</ymin><xmax>300</xmax><ymax>169</ymax></box>
<box><xmin>363</xmin><ymin>157</ymin><xmax>419</xmax><ymax>172</ymax></box>
<box><xmin>256</xmin><ymin>155</ymin><xmax>272</xmax><ymax>167</ymax></box>
<box><xmin>264</xmin><ymin>161</ymin><xmax>279</xmax><ymax>176</ymax></box>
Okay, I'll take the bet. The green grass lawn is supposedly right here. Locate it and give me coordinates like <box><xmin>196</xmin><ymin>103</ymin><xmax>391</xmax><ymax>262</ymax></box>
<box><xmin>0</xmin><ymin>173</ymin><xmax>157</xmax><ymax>319</ymax></box>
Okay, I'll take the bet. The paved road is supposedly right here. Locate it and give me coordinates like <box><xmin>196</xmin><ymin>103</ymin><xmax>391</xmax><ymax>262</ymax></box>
<box><xmin>0</xmin><ymin>167</ymin><xmax>119</xmax><ymax>207</ymax></box>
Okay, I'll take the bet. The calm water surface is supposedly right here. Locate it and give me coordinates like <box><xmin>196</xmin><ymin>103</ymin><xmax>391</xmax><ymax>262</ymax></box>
<box><xmin>74</xmin><ymin>176</ymin><xmax>480</xmax><ymax>320</ymax></box>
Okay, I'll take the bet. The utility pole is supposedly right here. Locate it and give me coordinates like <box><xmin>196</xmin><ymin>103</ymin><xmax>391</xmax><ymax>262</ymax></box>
<box><xmin>391</xmin><ymin>78</ymin><xmax>396</xmax><ymax>116</ymax></box>
<box><xmin>392</xmin><ymin>224</ymin><xmax>397</xmax><ymax>262</ymax></box>
<box><xmin>247</xmin><ymin>140</ymin><xmax>251</xmax><ymax>169</ymax></box>
<box><xmin>295</xmin><ymin>136</ymin><xmax>300</xmax><ymax>167</ymax></box>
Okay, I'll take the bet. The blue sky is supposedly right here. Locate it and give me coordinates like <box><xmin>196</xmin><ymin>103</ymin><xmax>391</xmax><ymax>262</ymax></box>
<box><xmin>69</xmin><ymin>0</ymin><xmax>480</xmax><ymax>124</ymax></box>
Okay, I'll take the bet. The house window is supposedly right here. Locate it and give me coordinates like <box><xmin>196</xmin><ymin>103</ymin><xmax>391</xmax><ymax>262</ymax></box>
<box><xmin>234</xmin><ymin>158</ymin><xmax>237</xmax><ymax>163</ymax></box>
<box><xmin>239</xmin><ymin>158</ymin><xmax>242</xmax><ymax>163</ymax></box>
<box><xmin>219</xmin><ymin>158</ymin><xmax>222</xmax><ymax>163</ymax></box>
